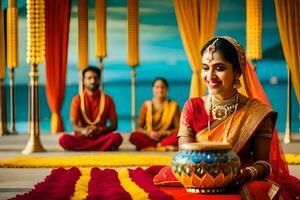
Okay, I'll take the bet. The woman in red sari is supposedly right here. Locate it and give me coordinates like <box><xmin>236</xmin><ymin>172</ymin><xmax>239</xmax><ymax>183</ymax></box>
<box><xmin>130</xmin><ymin>77</ymin><xmax>181</xmax><ymax>150</ymax></box>
<box><xmin>178</xmin><ymin>36</ymin><xmax>300</xmax><ymax>199</ymax></box>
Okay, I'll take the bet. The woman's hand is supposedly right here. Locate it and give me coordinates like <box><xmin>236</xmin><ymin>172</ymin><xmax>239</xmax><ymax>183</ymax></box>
<box><xmin>227</xmin><ymin>168</ymin><xmax>251</xmax><ymax>189</ymax></box>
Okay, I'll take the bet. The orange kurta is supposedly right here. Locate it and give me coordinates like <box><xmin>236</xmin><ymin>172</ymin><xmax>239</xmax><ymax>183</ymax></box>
<box><xmin>59</xmin><ymin>90</ymin><xmax>122</xmax><ymax>151</ymax></box>
<box><xmin>70</xmin><ymin>90</ymin><xmax>117</xmax><ymax>130</ymax></box>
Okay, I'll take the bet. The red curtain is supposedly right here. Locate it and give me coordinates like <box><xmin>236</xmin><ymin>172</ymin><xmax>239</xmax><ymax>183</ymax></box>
<box><xmin>45</xmin><ymin>0</ymin><xmax>71</xmax><ymax>133</ymax></box>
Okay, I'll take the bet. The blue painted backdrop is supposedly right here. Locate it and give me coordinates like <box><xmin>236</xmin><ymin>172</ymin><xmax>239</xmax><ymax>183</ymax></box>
<box><xmin>2</xmin><ymin>0</ymin><xmax>299</xmax><ymax>133</ymax></box>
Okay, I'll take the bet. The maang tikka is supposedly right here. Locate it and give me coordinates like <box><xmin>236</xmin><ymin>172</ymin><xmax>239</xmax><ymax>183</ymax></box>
<box><xmin>206</xmin><ymin>38</ymin><xmax>219</xmax><ymax>63</ymax></box>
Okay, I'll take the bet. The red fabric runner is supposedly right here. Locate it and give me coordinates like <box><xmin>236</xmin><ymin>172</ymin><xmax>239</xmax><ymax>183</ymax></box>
<box><xmin>10</xmin><ymin>167</ymin><xmax>242</xmax><ymax>200</ymax></box>
<box><xmin>10</xmin><ymin>167</ymin><xmax>80</xmax><ymax>200</ymax></box>
<box><xmin>87</xmin><ymin>168</ymin><xmax>131</xmax><ymax>200</ymax></box>
<box><xmin>128</xmin><ymin>167</ymin><xmax>173</xmax><ymax>200</ymax></box>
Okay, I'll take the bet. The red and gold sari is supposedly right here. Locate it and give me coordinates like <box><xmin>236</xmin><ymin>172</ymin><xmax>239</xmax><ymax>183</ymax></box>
<box><xmin>177</xmin><ymin>61</ymin><xmax>300</xmax><ymax>199</ymax></box>
<box><xmin>129</xmin><ymin>99</ymin><xmax>181</xmax><ymax>150</ymax></box>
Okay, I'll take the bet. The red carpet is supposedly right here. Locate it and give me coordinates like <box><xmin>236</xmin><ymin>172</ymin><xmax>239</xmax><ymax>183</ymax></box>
<box><xmin>9</xmin><ymin>166</ymin><xmax>241</xmax><ymax>200</ymax></box>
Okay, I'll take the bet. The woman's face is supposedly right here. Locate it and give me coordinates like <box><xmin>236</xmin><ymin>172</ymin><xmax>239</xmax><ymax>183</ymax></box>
<box><xmin>152</xmin><ymin>80</ymin><xmax>168</xmax><ymax>99</ymax></box>
<box><xmin>201</xmin><ymin>50</ymin><xmax>239</xmax><ymax>99</ymax></box>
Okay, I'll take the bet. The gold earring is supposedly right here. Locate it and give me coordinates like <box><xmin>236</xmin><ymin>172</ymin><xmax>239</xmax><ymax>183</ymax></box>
<box><xmin>233</xmin><ymin>77</ymin><xmax>241</xmax><ymax>89</ymax></box>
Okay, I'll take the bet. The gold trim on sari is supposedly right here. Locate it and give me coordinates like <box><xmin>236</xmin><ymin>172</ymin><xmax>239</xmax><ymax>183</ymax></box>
<box><xmin>196</xmin><ymin>99</ymin><xmax>276</xmax><ymax>153</ymax></box>
<box><xmin>145</xmin><ymin>100</ymin><xmax>178</xmax><ymax>134</ymax></box>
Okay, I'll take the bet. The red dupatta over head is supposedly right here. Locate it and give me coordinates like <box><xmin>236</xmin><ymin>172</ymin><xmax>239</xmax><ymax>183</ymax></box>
<box><xmin>214</xmin><ymin>36</ymin><xmax>300</xmax><ymax>198</ymax></box>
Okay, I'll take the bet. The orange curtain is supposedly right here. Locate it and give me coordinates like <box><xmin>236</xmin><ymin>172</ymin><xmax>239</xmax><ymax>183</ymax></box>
<box><xmin>45</xmin><ymin>0</ymin><xmax>71</xmax><ymax>133</ymax></box>
<box><xmin>78</xmin><ymin>0</ymin><xmax>89</xmax><ymax>70</ymax></box>
<box><xmin>95</xmin><ymin>0</ymin><xmax>106</xmax><ymax>60</ymax></box>
<box><xmin>127</xmin><ymin>0</ymin><xmax>139</xmax><ymax>67</ymax></box>
<box><xmin>0</xmin><ymin>0</ymin><xmax>5</xmax><ymax>79</ymax></box>
<box><xmin>173</xmin><ymin>0</ymin><xmax>219</xmax><ymax>98</ymax></box>
<box><xmin>274</xmin><ymin>0</ymin><xmax>300</xmax><ymax>102</ymax></box>
<box><xmin>246</xmin><ymin>0</ymin><xmax>262</xmax><ymax>60</ymax></box>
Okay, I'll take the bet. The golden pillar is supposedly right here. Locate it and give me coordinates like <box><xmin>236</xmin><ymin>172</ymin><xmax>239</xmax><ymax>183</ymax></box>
<box><xmin>284</xmin><ymin>69</ymin><xmax>292</xmax><ymax>143</ymax></box>
<box><xmin>22</xmin><ymin>0</ymin><xmax>46</xmax><ymax>154</ymax></box>
<box><xmin>0</xmin><ymin>81</ymin><xmax>9</xmax><ymax>136</ymax></box>
<box><xmin>23</xmin><ymin>64</ymin><xmax>46</xmax><ymax>154</ymax></box>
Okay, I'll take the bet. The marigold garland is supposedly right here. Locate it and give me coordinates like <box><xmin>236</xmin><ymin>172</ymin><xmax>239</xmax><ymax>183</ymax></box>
<box><xmin>0</xmin><ymin>154</ymin><xmax>298</xmax><ymax>168</ymax></box>
<box><xmin>0</xmin><ymin>154</ymin><xmax>172</xmax><ymax>168</ymax></box>
<box><xmin>285</xmin><ymin>154</ymin><xmax>300</xmax><ymax>165</ymax></box>
<box><xmin>71</xmin><ymin>168</ymin><xmax>91</xmax><ymax>200</ymax></box>
<box><xmin>26</xmin><ymin>0</ymin><xmax>45</xmax><ymax>64</ymax></box>
<box><xmin>0</xmin><ymin>0</ymin><xmax>5</xmax><ymax>79</ymax></box>
<box><xmin>118</xmin><ymin>168</ymin><xmax>149</xmax><ymax>200</ymax></box>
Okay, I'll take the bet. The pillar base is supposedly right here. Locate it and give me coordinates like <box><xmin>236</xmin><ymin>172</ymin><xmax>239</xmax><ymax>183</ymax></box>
<box><xmin>22</xmin><ymin>136</ymin><xmax>46</xmax><ymax>155</ymax></box>
<box><xmin>0</xmin><ymin>129</ymin><xmax>10</xmax><ymax>136</ymax></box>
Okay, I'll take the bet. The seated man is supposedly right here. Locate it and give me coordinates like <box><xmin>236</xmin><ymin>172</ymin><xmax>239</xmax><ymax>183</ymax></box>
<box><xmin>59</xmin><ymin>66</ymin><xmax>122</xmax><ymax>151</ymax></box>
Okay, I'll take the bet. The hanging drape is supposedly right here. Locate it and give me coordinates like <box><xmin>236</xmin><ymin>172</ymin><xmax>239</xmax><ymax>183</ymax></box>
<box><xmin>95</xmin><ymin>0</ymin><xmax>106</xmax><ymax>61</ymax></box>
<box><xmin>274</xmin><ymin>0</ymin><xmax>300</xmax><ymax>102</ymax></box>
<box><xmin>246</xmin><ymin>0</ymin><xmax>262</xmax><ymax>60</ymax></box>
<box><xmin>173</xmin><ymin>0</ymin><xmax>219</xmax><ymax>98</ymax></box>
<box><xmin>7</xmin><ymin>0</ymin><xmax>18</xmax><ymax>68</ymax></box>
<box><xmin>45</xmin><ymin>0</ymin><xmax>71</xmax><ymax>133</ymax></box>
<box><xmin>127</xmin><ymin>0</ymin><xmax>139</xmax><ymax>67</ymax></box>
<box><xmin>78</xmin><ymin>0</ymin><xmax>89</xmax><ymax>70</ymax></box>
<box><xmin>0</xmin><ymin>0</ymin><xmax>5</xmax><ymax>79</ymax></box>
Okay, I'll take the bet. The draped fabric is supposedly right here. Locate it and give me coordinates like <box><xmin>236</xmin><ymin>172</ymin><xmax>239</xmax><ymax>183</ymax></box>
<box><xmin>173</xmin><ymin>0</ymin><xmax>219</xmax><ymax>98</ymax></box>
<box><xmin>45</xmin><ymin>0</ymin><xmax>70</xmax><ymax>133</ymax></box>
<box><xmin>246</xmin><ymin>0</ymin><xmax>262</xmax><ymax>60</ymax></box>
<box><xmin>274</xmin><ymin>0</ymin><xmax>300</xmax><ymax>102</ymax></box>
<box><xmin>95</xmin><ymin>0</ymin><xmax>107</xmax><ymax>59</ymax></box>
<box><xmin>0</xmin><ymin>0</ymin><xmax>5</xmax><ymax>79</ymax></box>
<box><xmin>244</xmin><ymin>61</ymin><xmax>289</xmax><ymax>172</ymax></box>
<box><xmin>6</xmin><ymin>0</ymin><xmax>18</xmax><ymax>68</ymax></box>
<box><xmin>127</xmin><ymin>0</ymin><xmax>139</xmax><ymax>67</ymax></box>
<box><xmin>78</xmin><ymin>0</ymin><xmax>89</xmax><ymax>70</ymax></box>
<box><xmin>243</xmin><ymin>61</ymin><xmax>300</xmax><ymax>198</ymax></box>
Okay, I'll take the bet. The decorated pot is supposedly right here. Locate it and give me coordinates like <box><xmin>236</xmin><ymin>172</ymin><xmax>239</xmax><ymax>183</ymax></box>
<box><xmin>172</xmin><ymin>142</ymin><xmax>240</xmax><ymax>193</ymax></box>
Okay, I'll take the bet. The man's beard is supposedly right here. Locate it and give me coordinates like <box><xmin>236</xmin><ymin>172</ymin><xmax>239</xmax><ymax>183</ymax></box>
<box><xmin>86</xmin><ymin>83</ymin><xmax>100</xmax><ymax>91</ymax></box>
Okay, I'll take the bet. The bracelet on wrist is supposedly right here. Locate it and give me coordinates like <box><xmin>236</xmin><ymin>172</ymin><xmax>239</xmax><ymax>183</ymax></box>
<box><xmin>253</xmin><ymin>160</ymin><xmax>272</xmax><ymax>178</ymax></box>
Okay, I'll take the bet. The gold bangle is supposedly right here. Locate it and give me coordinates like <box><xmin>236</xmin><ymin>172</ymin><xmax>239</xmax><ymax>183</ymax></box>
<box><xmin>245</xmin><ymin>166</ymin><xmax>258</xmax><ymax>181</ymax></box>
<box><xmin>253</xmin><ymin>160</ymin><xmax>272</xmax><ymax>177</ymax></box>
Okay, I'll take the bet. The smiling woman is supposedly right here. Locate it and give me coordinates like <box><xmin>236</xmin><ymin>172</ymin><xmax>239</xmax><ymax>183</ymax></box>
<box><xmin>177</xmin><ymin>36</ymin><xmax>300</xmax><ymax>199</ymax></box>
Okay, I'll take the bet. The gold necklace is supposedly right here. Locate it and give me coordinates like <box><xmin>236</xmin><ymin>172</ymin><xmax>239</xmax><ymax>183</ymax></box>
<box><xmin>211</xmin><ymin>93</ymin><xmax>239</xmax><ymax>120</ymax></box>
<box><xmin>80</xmin><ymin>91</ymin><xmax>105</xmax><ymax>125</ymax></box>
<box><xmin>208</xmin><ymin>93</ymin><xmax>239</xmax><ymax>142</ymax></box>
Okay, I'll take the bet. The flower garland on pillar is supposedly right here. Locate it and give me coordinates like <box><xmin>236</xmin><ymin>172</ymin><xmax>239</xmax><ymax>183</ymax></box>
<box><xmin>7</xmin><ymin>0</ymin><xmax>18</xmax><ymax>68</ymax></box>
<box><xmin>246</xmin><ymin>0</ymin><xmax>262</xmax><ymax>62</ymax></box>
<box><xmin>7</xmin><ymin>0</ymin><xmax>19</xmax><ymax>135</ymax></box>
